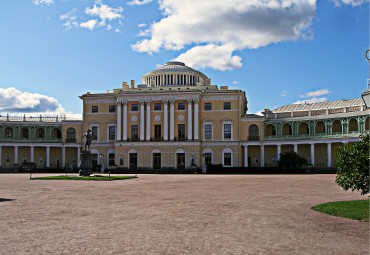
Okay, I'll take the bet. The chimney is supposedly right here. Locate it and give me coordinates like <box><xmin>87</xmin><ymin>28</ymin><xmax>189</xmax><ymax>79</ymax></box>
<box><xmin>131</xmin><ymin>80</ymin><xmax>135</xmax><ymax>88</ymax></box>
<box><xmin>122</xmin><ymin>82</ymin><xmax>128</xmax><ymax>88</ymax></box>
<box><xmin>206</xmin><ymin>79</ymin><xmax>211</xmax><ymax>85</ymax></box>
<box><xmin>107</xmin><ymin>90</ymin><xmax>110</xmax><ymax>93</ymax></box>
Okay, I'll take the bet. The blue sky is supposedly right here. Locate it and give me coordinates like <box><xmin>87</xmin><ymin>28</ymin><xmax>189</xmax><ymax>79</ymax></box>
<box><xmin>0</xmin><ymin>0</ymin><xmax>368</xmax><ymax>118</ymax></box>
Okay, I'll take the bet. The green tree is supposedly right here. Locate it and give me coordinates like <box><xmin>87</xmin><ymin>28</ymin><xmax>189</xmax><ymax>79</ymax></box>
<box><xmin>278</xmin><ymin>152</ymin><xmax>307</xmax><ymax>170</ymax></box>
<box><xmin>335</xmin><ymin>132</ymin><xmax>370</xmax><ymax>196</ymax></box>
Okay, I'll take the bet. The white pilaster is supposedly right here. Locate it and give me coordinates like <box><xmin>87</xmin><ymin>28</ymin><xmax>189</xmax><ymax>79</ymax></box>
<box><xmin>163</xmin><ymin>100</ymin><xmax>168</xmax><ymax>141</ymax></box>
<box><xmin>260</xmin><ymin>145</ymin><xmax>264</xmax><ymax>167</ymax></box>
<box><xmin>146</xmin><ymin>101</ymin><xmax>151</xmax><ymax>141</ymax></box>
<box><xmin>277</xmin><ymin>144</ymin><xmax>281</xmax><ymax>161</ymax></box>
<box><xmin>140</xmin><ymin>102</ymin><xmax>145</xmax><ymax>141</ymax></box>
<box><xmin>327</xmin><ymin>143</ymin><xmax>332</xmax><ymax>168</ymax></box>
<box><xmin>170</xmin><ymin>100</ymin><xmax>175</xmax><ymax>141</ymax></box>
<box><xmin>194</xmin><ymin>100</ymin><xmax>199</xmax><ymax>140</ymax></box>
<box><xmin>30</xmin><ymin>146</ymin><xmax>34</xmax><ymax>162</ymax></box>
<box><xmin>117</xmin><ymin>102</ymin><xmax>121</xmax><ymax>141</ymax></box>
<box><xmin>46</xmin><ymin>146</ymin><xmax>50</xmax><ymax>168</ymax></box>
<box><xmin>14</xmin><ymin>146</ymin><xmax>18</xmax><ymax>165</ymax></box>
<box><xmin>123</xmin><ymin>102</ymin><xmax>128</xmax><ymax>141</ymax></box>
<box><xmin>187</xmin><ymin>100</ymin><xmax>192</xmax><ymax>140</ymax></box>
<box><xmin>77</xmin><ymin>147</ymin><xmax>81</xmax><ymax>168</ymax></box>
<box><xmin>62</xmin><ymin>146</ymin><xmax>66</xmax><ymax>168</ymax></box>
<box><xmin>244</xmin><ymin>145</ymin><xmax>248</xmax><ymax>167</ymax></box>
<box><xmin>310</xmin><ymin>143</ymin><xmax>315</xmax><ymax>166</ymax></box>
<box><xmin>294</xmin><ymin>144</ymin><xmax>298</xmax><ymax>153</ymax></box>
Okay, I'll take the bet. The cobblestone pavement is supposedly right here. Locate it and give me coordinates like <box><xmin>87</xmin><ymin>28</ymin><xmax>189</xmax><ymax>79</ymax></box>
<box><xmin>0</xmin><ymin>174</ymin><xmax>368</xmax><ymax>255</ymax></box>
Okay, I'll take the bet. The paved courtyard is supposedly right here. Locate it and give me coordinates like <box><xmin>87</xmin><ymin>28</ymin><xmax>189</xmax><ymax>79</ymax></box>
<box><xmin>0</xmin><ymin>174</ymin><xmax>368</xmax><ymax>255</ymax></box>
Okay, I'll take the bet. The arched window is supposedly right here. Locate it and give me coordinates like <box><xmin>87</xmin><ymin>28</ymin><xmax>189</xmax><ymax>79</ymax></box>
<box><xmin>248</xmin><ymin>125</ymin><xmax>259</xmax><ymax>140</ymax></box>
<box><xmin>5</xmin><ymin>127</ymin><xmax>12</xmax><ymax>139</ymax></box>
<box><xmin>265</xmin><ymin>124</ymin><xmax>276</xmax><ymax>137</ymax></box>
<box><xmin>66</xmin><ymin>128</ymin><xmax>76</xmax><ymax>142</ymax></box>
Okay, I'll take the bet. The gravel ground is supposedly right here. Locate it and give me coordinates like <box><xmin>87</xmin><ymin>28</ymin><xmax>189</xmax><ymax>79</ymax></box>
<box><xmin>0</xmin><ymin>174</ymin><xmax>368</xmax><ymax>255</ymax></box>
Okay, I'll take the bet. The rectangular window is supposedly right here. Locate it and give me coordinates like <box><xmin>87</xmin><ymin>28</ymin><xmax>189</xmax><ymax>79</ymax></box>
<box><xmin>204</xmin><ymin>103</ymin><xmax>212</xmax><ymax>111</ymax></box>
<box><xmin>109</xmin><ymin>153</ymin><xmax>115</xmax><ymax>166</ymax></box>
<box><xmin>154</xmin><ymin>125</ymin><xmax>161</xmax><ymax>139</ymax></box>
<box><xmin>131</xmin><ymin>104</ymin><xmax>138</xmax><ymax>111</ymax></box>
<box><xmin>178</xmin><ymin>124</ymin><xmax>185</xmax><ymax>140</ymax></box>
<box><xmin>131</xmin><ymin>125</ymin><xmax>138</xmax><ymax>139</ymax></box>
<box><xmin>91</xmin><ymin>126</ymin><xmax>98</xmax><ymax>140</ymax></box>
<box><xmin>224</xmin><ymin>153</ymin><xmax>232</xmax><ymax>166</ymax></box>
<box><xmin>109</xmin><ymin>126</ymin><xmax>115</xmax><ymax>140</ymax></box>
<box><xmin>154</xmin><ymin>103</ymin><xmax>162</xmax><ymax>111</ymax></box>
<box><xmin>205</xmin><ymin>124</ymin><xmax>212</xmax><ymax>139</ymax></box>
<box><xmin>224</xmin><ymin>102</ymin><xmax>231</xmax><ymax>110</ymax></box>
<box><xmin>224</xmin><ymin>124</ymin><xmax>231</xmax><ymax>139</ymax></box>
<box><xmin>109</xmin><ymin>105</ymin><xmax>116</xmax><ymax>113</ymax></box>
<box><xmin>92</xmin><ymin>106</ymin><xmax>98</xmax><ymax>113</ymax></box>
<box><xmin>178</xmin><ymin>102</ymin><xmax>185</xmax><ymax>110</ymax></box>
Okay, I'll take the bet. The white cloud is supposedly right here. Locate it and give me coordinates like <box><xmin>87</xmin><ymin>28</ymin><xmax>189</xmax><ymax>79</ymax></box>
<box><xmin>299</xmin><ymin>89</ymin><xmax>331</xmax><ymax>98</ymax></box>
<box><xmin>33</xmin><ymin>0</ymin><xmax>54</xmax><ymax>6</ymax></box>
<box><xmin>106</xmin><ymin>24</ymin><xmax>112</xmax><ymax>30</ymax></box>
<box><xmin>0</xmin><ymin>87</ymin><xmax>81</xmax><ymax>119</ymax></box>
<box><xmin>80</xmin><ymin>19</ymin><xmax>98</xmax><ymax>30</ymax></box>
<box><xmin>115</xmin><ymin>28</ymin><xmax>121</xmax><ymax>33</ymax></box>
<box><xmin>138</xmin><ymin>23</ymin><xmax>147</xmax><ymax>28</ymax></box>
<box><xmin>293</xmin><ymin>97</ymin><xmax>328</xmax><ymax>104</ymax></box>
<box><xmin>60</xmin><ymin>9</ymin><xmax>78</xmax><ymax>30</ymax></box>
<box><xmin>128</xmin><ymin>0</ymin><xmax>153</xmax><ymax>6</ymax></box>
<box><xmin>137</xmin><ymin>29</ymin><xmax>150</xmax><ymax>37</ymax></box>
<box><xmin>232</xmin><ymin>81</ymin><xmax>238</xmax><ymax>85</ymax></box>
<box><xmin>175</xmin><ymin>44</ymin><xmax>242</xmax><ymax>71</ymax></box>
<box><xmin>132</xmin><ymin>0</ymin><xmax>316</xmax><ymax>70</ymax></box>
<box><xmin>86</xmin><ymin>2</ymin><xmax>123</xmax><ymax>21</ymax></box>
<box><xmin>331</xmin><ymin>0</ymin><xmax>369</xmax><ymax>6</ymax></box>
<box><xmin>281</xmin><ymin>90</ymin><xmax>289</xmax><ymax>97</ymax></box>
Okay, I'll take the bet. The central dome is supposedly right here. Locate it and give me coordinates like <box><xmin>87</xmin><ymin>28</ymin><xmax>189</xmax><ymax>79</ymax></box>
<box><xmin>141</xmin><ymin>62</ymin><xmax>209</xmax><ymax>87</ymax></box>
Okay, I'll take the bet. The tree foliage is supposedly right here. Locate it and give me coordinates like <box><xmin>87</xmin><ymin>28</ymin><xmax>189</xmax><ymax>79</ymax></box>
<box><xmin>278</xmin><ymin>152</ymin><xmax>307</xmax><ymax>170</ymax></box>
<box><xmin>335</xmin><ymin>133</ymin><xmax>370</xmax><ymax>196</ymax></box>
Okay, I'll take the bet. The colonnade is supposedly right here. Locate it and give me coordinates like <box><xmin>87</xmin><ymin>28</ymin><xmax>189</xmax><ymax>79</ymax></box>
<box><xmin>116</xmin><ymin>99</ymin><xmax>199</xmax><ymax>141</ymax></box>
<box><xmin>243</xmin><ymin>142</ymin><xmax>338</xmax><ymax>168</ymax></box>
<box><xmin>0</xmin><ymin>145</ymin><xmax>80</xmax><ymax>168</ymax></box>
<box><xmin>144</xmin><ymin>74</ymin><xmax>200</xmax><ymax>86</ymax></box>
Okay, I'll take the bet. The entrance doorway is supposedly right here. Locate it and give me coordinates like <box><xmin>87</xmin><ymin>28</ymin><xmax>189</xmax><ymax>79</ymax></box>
<box><xmin>153</xmin><ymin>153</ymin><xmax>161</xmax><ymax>169</ymax></box>
<box><xmin>177</xmin><ymin>153</ymin><xmax>185</xmax><ymax>169</ymax></box>
<box><xmin>129</xmin><ymin>153</ymin><xmax>137</xmax><ymax>170</ymax></box>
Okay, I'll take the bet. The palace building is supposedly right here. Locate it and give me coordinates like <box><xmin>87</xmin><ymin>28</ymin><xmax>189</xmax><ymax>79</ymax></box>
<box><xmin>0</xmin><ymin>61</ymin><xmax>369</xmax><ymax>171</ymax></box>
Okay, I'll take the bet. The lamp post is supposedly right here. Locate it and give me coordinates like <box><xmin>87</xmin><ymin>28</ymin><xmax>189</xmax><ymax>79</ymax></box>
<box><xmin>362</xmin><ymin>50</ymin><xmax>370</xmax><ymax>108</ymax></box>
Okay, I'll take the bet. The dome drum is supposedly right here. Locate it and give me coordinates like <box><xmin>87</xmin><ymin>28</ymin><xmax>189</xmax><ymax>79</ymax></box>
<box><xmin>141</xmin><ymin>62</ymin><xmax>209</xmax><ymax>87</ymax></box>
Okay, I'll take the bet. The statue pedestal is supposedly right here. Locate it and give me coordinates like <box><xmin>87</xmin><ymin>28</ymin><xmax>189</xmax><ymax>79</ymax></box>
<box><xmin>79</xmin><ymin>150</ymin><xmax>93</xmax><ymax>176</ymax></box>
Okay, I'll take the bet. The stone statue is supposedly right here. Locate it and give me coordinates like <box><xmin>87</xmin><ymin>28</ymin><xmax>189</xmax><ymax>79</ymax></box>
<box><xmin>82</xmin><ymin>129</ymin><xmax>92</xmax><ymax>151</ymax></box>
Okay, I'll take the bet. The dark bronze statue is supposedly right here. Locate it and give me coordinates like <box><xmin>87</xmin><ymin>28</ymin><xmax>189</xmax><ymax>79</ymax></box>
<box><xmin>82</xmin><ymin>129</ymin><xmax>92</xmax><ymax>151</ymax></box>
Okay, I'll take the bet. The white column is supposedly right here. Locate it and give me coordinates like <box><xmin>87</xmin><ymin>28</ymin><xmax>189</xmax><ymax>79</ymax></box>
<box><xmin>62</xmin><ymin>146</ymin><xmax>66</xmax><ymax>168</ymax></box>
<box><xmin>123</xmin><ymin>102</ymin><xmax>128</xmax><ymax>141</ymax></box>
<box><xmin>0</xmin><ymin>146</ymin><xmax>2</xmax><ymax>168</ymax></box>
<box><xmin>310</xmin><ymin>143</ymin><xmax>315</xmax><ymax>166</ymax></box>
<box><xmin>140</xmin><ymin>102</ymin><xmax>145</xmax><ymax>141</ymax></box>
<box><xmin>46</xmin><ymin>146</ymin><xmax>50</xmax><ymax>168</ymax></box>
<box><xmin>187</xmin><ymin>100</ymin><xmax>192</xmax><ymax>140</ymax></box>
<box><xmin>260</xmin><ymin>145</ymin><xmax>264</xmax><ymax>167</ymax></box>
<box><xmin>30</xmin><ymin>146</ymin><xmax>34</xmax><ymax>162</ymax></box>
<box><xmin>14</xmin><ymin>146</ymin><xmax>18</xmax><ymax>165</ymax></box>
<box><xmin>116</xmin><ymin>102</ymin><xmax>121</xmax><ymax>141</ymax></box>
<box><xmin>170</xmin><ymin>100</ymin><xmax>175</xmax><ymax>140</ymax></box>
<box><xmin>244</xmin><ymin>145</ymin><xmax>248</xmax><ymax>167</ymax></box>
<box><xmin>294</xmin><ymin>144</ymin><xmax>298</xmax><ymax>153</ymax></box>
<box><xmin>194</xmin><ymin>100</ymin><xmax>199</xmax><ymax>140</ymax></box>
<box><xmin>163</xmin><ymin>100</ymin><xmax>168</xmax><ymax>141</ymax></box>
<box><xmin>77</xmin><ymin>147</ymin><xmax>81</xmax><ymax>168</ymax></box>
<box><xmin>277</xmin><ymin>144</ymin><xmax>281</xmax><ymax>161</ymax></box>
<box><xmin>146</xmin><ymin>101</ymin><xmax>151</xmax><ymax>141</ymax></box>
<box><xmin>327</xmin><ymin>143</ymin><xmax>332</xmax><ymax>168</ymax></box>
